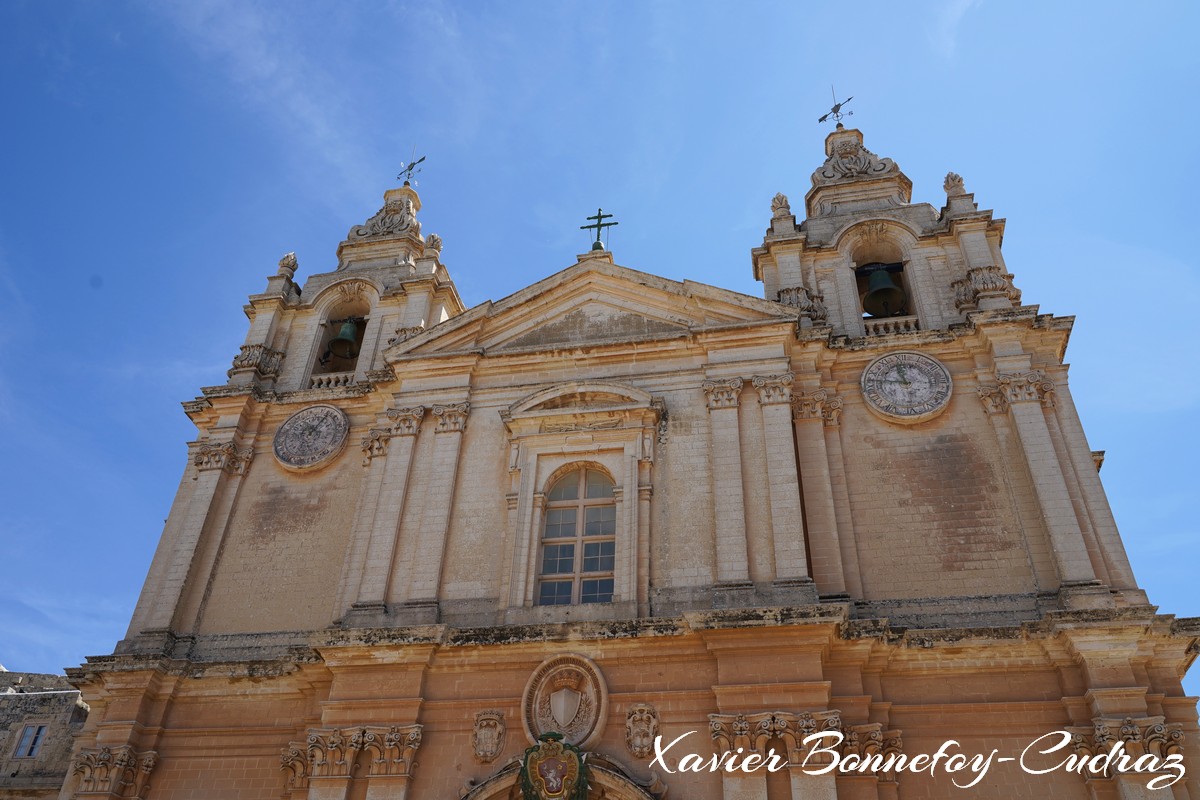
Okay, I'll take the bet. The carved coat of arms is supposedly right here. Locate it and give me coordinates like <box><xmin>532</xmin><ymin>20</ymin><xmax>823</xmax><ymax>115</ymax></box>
<box><xmin>520</xmin><ymin>733</ymin><xmax>588</xmax><ymax>800</ymax></box>
<box><xmin>472</xmin><ymin>710</ymin><xmax>505</xmax><ymax>763</ymax></box>
<box><xmin>521</xmin><ymin>654</ymin><xmax>608</xmax><ymax>748</ymax></box>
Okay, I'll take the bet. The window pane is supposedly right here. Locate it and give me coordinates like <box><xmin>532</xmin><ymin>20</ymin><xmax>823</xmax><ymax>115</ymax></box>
<box><xmin>15</xmin><ymin>726</ymin><xmax>35</xmax><ymax>757</ymax></box>
<box><xmin>540</xmin><ymin>543</ymin><xmax>575</xmax><ymax>575</ymax></box>
<box><xmin>580</xmin><ymin>578</ymin><xmax>614</xmax><ymax>604</ymax></box>
<box><xmin>582</xmin><ymin>541</ymin><xmax>615</xmax><ymax>573</ymax></box>
<box><xmin>543</xmin><ymin>507</ymin><xmax>576</xmax><ymax>538</ymax></box>
<box><xmin>585</xmin><ymin>470</ymin><xmax>614</xmax><ymax>499</ymax></box>
<box><xmin>538</xmin><ymin>581</ymin><xmax>573</xmax><ymax>606</ymax></box>
<box><xmin>583</xmin><ymin>505</ymin><xmax>615</xmax><ymax>536</ymax></box>
<box><xmin>548</xmin><ymin>473</ymin><xmax>580</xmax><ymax>501</ymax></box>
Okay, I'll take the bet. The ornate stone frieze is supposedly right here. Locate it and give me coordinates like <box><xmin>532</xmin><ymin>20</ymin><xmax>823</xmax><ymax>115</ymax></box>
<box><xmin>776</xmin><ymin>286</ymin><xmax>828</xmax><ymax>322</ymax></box>
<box><xmin>351</xmin><ymin>197</ymin><xmax>419</xmax><ymax>239</ymax></box>
<box><xmin>751</xmin><ymin>373</ymin><xmax>794</xmax><ymax>405</ymax></box>
<box><xmin>425</xmin><ymin>232</ymin><xmax>443</xmax><ymax>252</ymax></box>
<box><xmin>625</xmin><ymin>703</ymin><xmax>660</xmax><ymax>759</ymax></box>
<box><xmin>277</xmin><ymin>251</ymin><xmax>298</xmax><ymax>278</ymax></box>
<box><xmin>944</xmin><ymin>172</ymin><xmax>965</xmax><ymax>196</ymax></box>
<box><xmin>473</xmin><ymin>710</ymin><xmax>506</xmax><ymax>764</ymax></box>
<box><xmin>954</xmin><ymin>265</ymin><xmax>1022</xmax><ymax>310</ymax></box>
<box><xmin>305</xmin><ymin>725</ymin><xmax>423</xmax><ymax>780</ymax></box>
<box><xmin>388</xmin><ymin>325</ymin><xmax>425</xmax><ymax>345</ymax></box>
<box><xmin>193</xmin><ymin>441</ymin><xmax>253</xmax><ymax>476</ymax></box>
<box><xmin>522</xmin><ymin>654</ymin><xmax>608</xmax><ymax>748</ymax></box>
<box><xmin>770</xmin><ymin>192</ymin><xmax>791</xmax><ymax>218</ymax></box>
<box><xmin>432</xmin><ymin>402</ymin><xmax>470</xmax><ymax>433</ymax></box>
<box><xmin>72</xmin><ymin>745</ymin><xmax>158</xmax><ymax>798</ymax></box>
<box><xmin>792</xmin><ymin>389</ymin><xmax>842</xmax><ymax>426</ymax></box>
<box><xmin>702</xmin><ymin>378</ymin><xmax>743</xmax><ymax>410</ymax></box>
<box><xmin>227</xmin><ymin>343</ymin><xmax>285</xmax><ymax>379</ymax></box>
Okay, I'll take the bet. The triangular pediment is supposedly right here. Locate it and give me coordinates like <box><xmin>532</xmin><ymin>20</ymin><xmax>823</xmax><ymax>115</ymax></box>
<box><xmin>387</xmin><ymin>257</ymin><xmax>794</xmax><ymax>358</ymax></box>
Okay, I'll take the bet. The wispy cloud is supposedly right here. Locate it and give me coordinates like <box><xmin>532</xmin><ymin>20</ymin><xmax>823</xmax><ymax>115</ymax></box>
<box><xmin>930</xmin><ymin>0</ymin><xmax>982</xmax><ymax>59</ymax></box>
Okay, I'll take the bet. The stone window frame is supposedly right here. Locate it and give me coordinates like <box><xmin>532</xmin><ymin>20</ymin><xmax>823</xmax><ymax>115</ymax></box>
<box><xmin>499</xmin><ymin>381</ymin><xmax>663</xmax><ymax>624</ymax></box>
<box><xmin>536</xmin><ymin>465</ymin><xmax>619</xmax><ymax>606</ymax></box>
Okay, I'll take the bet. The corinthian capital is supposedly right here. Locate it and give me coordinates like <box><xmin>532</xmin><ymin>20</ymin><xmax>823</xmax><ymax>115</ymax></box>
<box><xmin>996</xmin><ymin>370</ymin><xmax>1055</xmax><ymax>407</ymax></box>
<box><xmin>432</xmin><ymin>402</ymin><xmax>470</xmax><ymax>433</ymax></box>
<box><xmin>751</xmin><ymin>373</ymin><xmax>794</xmax><ymax>405</ymax></box>
<box><xmin>792</xmin><ymin>389</ymin><xmax>842</xmax><ymax>425</ymax></box>
<box><xmin>387</xmin><ymin>405</ymin><xmax>427</xmax><ymax>436</ymax></box>
<box><xmin>702</xmin><ymin>378</ymin><xmax>744</xmax><ymax>410</ymax></box>
<box><xmin>193</xmin><ymin>441</ymin><xmax>253</xmax><ymax>476</ymax></box>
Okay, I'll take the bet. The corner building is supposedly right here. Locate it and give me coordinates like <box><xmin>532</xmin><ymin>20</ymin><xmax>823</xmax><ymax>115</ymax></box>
<box><xmin>63</xmin><ymin>128</ymin><xmax>1200</xmax><ymax>800</ymax></box>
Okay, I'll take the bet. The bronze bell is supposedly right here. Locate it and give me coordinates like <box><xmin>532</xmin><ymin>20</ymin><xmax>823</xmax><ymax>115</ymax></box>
<box><xmin>327</xmin><ymin>320</ymin><xmax>360</xmax><ymax>360</ymax></box>
<box><xmin>862</xmin><ymin>269</ymin><xmax>908</xmax><ymax>318</ymax></box>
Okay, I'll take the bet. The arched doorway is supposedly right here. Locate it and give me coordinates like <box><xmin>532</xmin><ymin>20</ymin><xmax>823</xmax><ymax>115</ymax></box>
<box><xmin>461</xmin><ymin>757</ymin><xmax>663</xmax><ymax>800</ymax></box>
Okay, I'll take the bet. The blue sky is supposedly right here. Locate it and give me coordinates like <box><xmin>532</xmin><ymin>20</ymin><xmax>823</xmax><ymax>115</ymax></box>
<box><xmin>0</xmin><ymin>2</ymin><xmax>1196</xmax><ymax>696</ymax></box>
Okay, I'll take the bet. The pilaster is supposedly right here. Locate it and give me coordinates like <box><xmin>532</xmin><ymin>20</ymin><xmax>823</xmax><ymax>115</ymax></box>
<box><xmin>702</xmin><ymin>378</ymin><xmax>751</xmax><ymax>587</ymax></box>
<box><xmin>792</xmin><ymin>389</ymin><xmax>847</xmax><ymax>598</ymax></box>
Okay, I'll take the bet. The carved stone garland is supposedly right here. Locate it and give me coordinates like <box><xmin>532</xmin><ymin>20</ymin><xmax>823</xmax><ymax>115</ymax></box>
<box><xmin>72</xmin><ymin>745</ymin><xmax>159</xmax><ymax>799</ymax></box>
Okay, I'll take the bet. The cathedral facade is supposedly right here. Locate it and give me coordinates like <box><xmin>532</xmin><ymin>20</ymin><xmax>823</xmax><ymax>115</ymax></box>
<box><xmin>61</xmin><ymin>128</ymin><xmax>1198</xmax><ymax>800</ymax></box>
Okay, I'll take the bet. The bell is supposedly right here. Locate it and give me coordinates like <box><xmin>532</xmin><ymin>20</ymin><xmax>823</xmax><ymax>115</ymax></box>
<box><xmin>862</xmin><ymin>269</ymin><xmax>907</xmax><ymax>317</ymax></box>
<box><xmin>327</xmin><ymin>320</ymin><xmax>360</xmax><ymax>360</ymax></box>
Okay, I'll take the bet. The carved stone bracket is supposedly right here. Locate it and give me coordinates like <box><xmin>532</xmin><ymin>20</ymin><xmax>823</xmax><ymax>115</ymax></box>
<box><xmin>776</xmin><ymin>286</ymin><xmax>828</xmax><ymax>322</ymax></box>
<box><xmin>792</xmin><ymin>389</ymin><xmax>843</xmax><ymax>426</ymax></box>
<box><xmin>227</xmin><ymin>343</ymin><xmax>285</xmax><ymax>379</ymax></box>
<box><xmin>473</xmin><ymin>710</ymin><xmax>506</xmax><ymax>764</ymax></box>
<box><xmin>304</xmin><ymin>725</ymin><xmax>423</xmax><ymax>780</ymax></box>
<box><xmin>953</xmin><ymin>265</ymin><xmax>1021</xmax><ymax>311</ymax></box>
<box><xmin>72</xmin><ymin>745</ymin><xmax>158</xmax><ymax>799</ymax></box>
<box><xmin>751</xmin><ymin>373</ymin><xmax>794</xmax><ymax>405</ymax></box>
<box><xmin>388</xmin><ymin>325</ymin><xmax>426</xmax><ymax>346</ymax></box>
<box><xmin>1066</xmin><ymin>716</ymin><xmax>1184</xmax><ymax>778</ymax></box>
<box><xmin>702</xmin><ymin>378</ymin><xmax>743</xmax><ymax>410</ymax></box>
<box><xmin>625</xmin><ymin>703</ymin><xmax>660</xmax><ymax>759</ymax></box>
<box><xmin>432</xmin><ymin>402</ymin><xmax>470</xmax><ymax>433</ymax></box>
<box><xmin>193</xmin><ymin>441</ymin><xmax>253</xmax><ymax>476</ymax></box>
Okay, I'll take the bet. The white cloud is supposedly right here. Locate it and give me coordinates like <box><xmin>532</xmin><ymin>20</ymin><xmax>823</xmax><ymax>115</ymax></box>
<box><xmin>930</xmin><ymin>0</ymin><xmax>982</xmax><ymax>59</ymax></box>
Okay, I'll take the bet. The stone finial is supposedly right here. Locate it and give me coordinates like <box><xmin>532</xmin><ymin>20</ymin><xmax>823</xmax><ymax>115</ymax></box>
<box><xmin>277</xmin><ymin>252</ymin><xmax>298</xmax><ymax>278</ymax></box>
<box><xmin>425</xmin><ymin>233</ymin><xmax>443</xmax><ymax>253</ymax></box>
<box><xmin>770</xmin><ymin>192</ymin><xmax>791</xmax><ymax>219</ymax></box>
<box><xmin>944</xmin><ymin>172</ymin><xmax>966</xmax><ymax>196</ymax></box>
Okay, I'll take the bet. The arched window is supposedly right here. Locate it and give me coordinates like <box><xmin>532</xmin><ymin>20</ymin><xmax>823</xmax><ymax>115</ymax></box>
<box><xmin>537</xmin><ymin>467</ymin><xmax>616</xmax><ymax>606</ymax></box>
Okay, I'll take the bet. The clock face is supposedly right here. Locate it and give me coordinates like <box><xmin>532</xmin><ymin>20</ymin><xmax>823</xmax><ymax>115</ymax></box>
<box><xmin>273</xmin><ymin>405</ymin><xmax>350</xmax><ymax>470</ymax></box>
<box><xmin>861</xmin><ymin>351</ymin><xmax>952</xmax><ymax>423</ymax></box>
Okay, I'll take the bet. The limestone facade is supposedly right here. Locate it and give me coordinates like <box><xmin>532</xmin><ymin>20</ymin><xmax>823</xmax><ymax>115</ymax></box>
<box><xmin>0</xmin><ymin>672</ymin><xmax>88</xmax><ymax>799</ymax></box>
<box><xmin>60</xmin><ymin>128</ymin><xmax>1199</xmax><ymax>799</ymax></box>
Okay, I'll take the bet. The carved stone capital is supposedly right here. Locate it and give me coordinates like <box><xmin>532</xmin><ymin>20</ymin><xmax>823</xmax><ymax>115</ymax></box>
<box><xmin>997</xmin><ymin>370</ymin><xmax>1055</xmax><ymax>407</ymax></box>
<box><xmin>387</xmin><ymin>405</ymin><xmax>427</xmax><ymax>436</ymax></box>
<box><xmin>978</xmin><ymin>384</ymin><xmax>1009</xmax><ymax>415</ymax></box>
<box><xmin>955</xmin><ymin>265</ymin><xmax>1022</xmax><ymax>310</ymax></box>
<box><xmin>228</xmin><ymin>343</ymin><xmax>285</xmax><ymax>379</ymax></box>
<box><xmin>751</xmin><ymin>373</ymin><xmax>794</xmax><ymax>405</ymax></box>
<box><xmin>361</xmin><ymin>428</ymin><xmax>390</xmax><ymax>466</ymax></box>
<box><xmin>280</xmin><ymin>741</ymin><xmax>310</xmax><ymax>790</ymax></box>
<box><xmin>702</xmin><ymin>378</ymin><xmax>744</xmax><ymax>410</ymax></box>
<box><xmin>625</xmin><ymin>703</ymin><xmax>660</xmax><ymax>759</ymax></box>
<box><xmin>306</xmin><ymin>725</ymin><xmax>422</xmax><ymax>780</ymax></box>
<box><xmin>432</xmin><ymin>402</ymin><xmax>469</xmax><ymax>433</ymax></box>
<box><xmin>708</xmin><ymin>710</ymin><xmax>901</xmax><ymax>777</ymax></box>
<box><xmin>194</xmin><ymin>441</ymin><xmax>253</xmax><ymax>476</ymax></box>
<box><xmin>472</xmin><ymin>710</ymin><xmax>505</xmax><ymax>764</ymax></box>
<box><xmin>1066</xmin><ymin>716</ymin><xmax>1184</xmax><ymax>775</ymax></box>
<box><xmin>360</xmin><ymin>725</ymin><xmax>423</xmax><ymax>777</ymax></box>
<box><xmin>72</xmin><ymin>745</ymin><xmax>158</xmax><ymax>798</ymax></box>
<box><xmin>793</xmin><ymin>389</ymin><xmax>842</xmax><ymax>425</ymax></box>
<box><xmin>776</xmin><ymin>287</ymin><xmax>828</xmax><ymax>322</ymax></box>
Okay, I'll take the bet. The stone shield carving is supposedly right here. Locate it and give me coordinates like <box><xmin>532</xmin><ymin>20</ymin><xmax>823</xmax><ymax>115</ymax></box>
<box><xmin>625</xmin><ymin>703</ymin><xmax>659</xmax><ymax>759</ymax></box>
<box><xmin>473</xmin><ymin>710</ymin><xmax>506</xmax><ymax>763</ymax></box>
<box><xmin>521</xmin><ymin>654</ymin><xmax>607</xmax><ymax>748</ymax></box>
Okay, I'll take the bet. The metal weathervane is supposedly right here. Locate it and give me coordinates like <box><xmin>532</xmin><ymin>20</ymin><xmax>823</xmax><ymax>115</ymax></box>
<box><xmin>818</xmin><ymin>86</ymin><xmax>853</xmax><ymax>125</ymax></box>
<box><xmin>580</xmin><ymin>207</ymin><xmax>618</xmax><ymax>251</ymax></box>
<box><xmin>397</xmin><ymin>149</ymin><xmax>426</xmax><ymax>185</ymax></box>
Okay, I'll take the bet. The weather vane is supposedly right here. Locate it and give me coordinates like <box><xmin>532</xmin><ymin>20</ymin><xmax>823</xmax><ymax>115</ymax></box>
<box><xmin>580</xmin><ymin>207</ymin><xmax>619</xmax><ymax>251</ymax></box>
<box><xmin>818</xmin><ymin>86</ymin><xmax>853</xmax><ymax>125</ymax></box>
<box><xmin>397</xmin><ymin>147</ymin><xmax>426</xmax><ymax>185</ymax></box>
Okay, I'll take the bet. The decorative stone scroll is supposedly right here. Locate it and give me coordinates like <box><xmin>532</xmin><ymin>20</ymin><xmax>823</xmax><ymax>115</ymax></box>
<box><xmin>770</xmin><ymin>192</ymin><xmax>791</xmax><ymax>218</ymax></box>
<box><xmin>227</xmin><ymin>343</ymin><xmax>284</xmax><ymax>379</ymax></box>
<box><xmin>351</xmin><ymin>196</ymin><xmax>419</xmax><ymax>239</ymax></box>
<box><xmin>522</xmin><ymin>654</ymin><xmax>608</xmax><ymax>748</ymax></box>
<box><xmin>72</xmin><ymin>745</ymin><xmax>158</xmax><ymax>798</ymax></box>
<box><xmin>432</xmin><ymin>402</ymin><xmax>470</xmax><ymax>433</ymax></box>
<box><xmin>473</xmin><ymin>710</ymin><xmax>506</xmax><ymax>764</ymax></box>
<box><xmin>302</xmin><ymin>725</ymin><xmax>423</xmax><ymax>780</ymax></box>
<box><xmin>702</xmin><ymin>378</ymin><xmax>743</xmax><ymax>410</ymax></box>
<box><xmin>625</xmin><ymin>703</ymin><xmax>660</xmax><ymax>759</ymax></box>
<box><xmin>193</xmin><ymin>441</ymin><xmax>253</xmax><ymax>476</ymax></box>
<box><xmin>792</xmin><ymin>389</ymin><xmax>843</xmax><ymax>426</ymax></box>
<box><xmin>815</xmin><ymin>137</ymin><xmax>898</xmax><ymax>184</ymax></box>
<box><xmin>952</xmin><ymin>266</ymin><xmax>1022</xmax><ymax>310</ymax></box>
<box><xmin>775</xmin><ymin>286</ymin><xmax>828</xmax><ymax>322</ymax></box>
